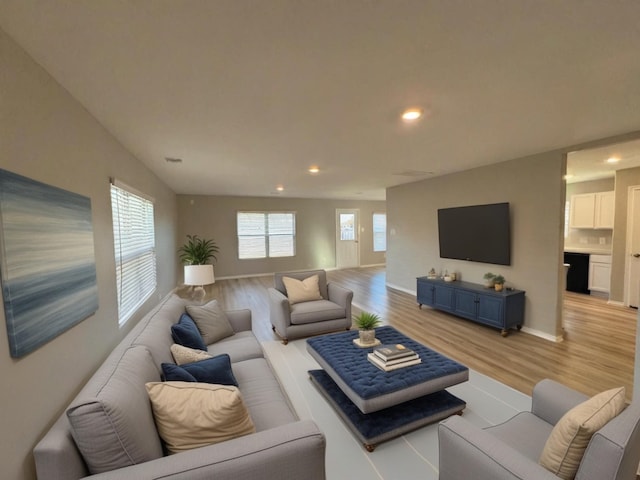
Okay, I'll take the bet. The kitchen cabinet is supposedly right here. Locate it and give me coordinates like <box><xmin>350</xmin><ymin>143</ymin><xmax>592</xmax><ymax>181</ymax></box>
<box><xmin>417</xmin><ymin>277</ymin><xmax>525</xmax><ymax>336</ymax></box>
<box><xmin>588</xmin><ymin>254</ymin><xmax>612</xmax><ymax>293</ymax></box>
<box><xmin>569</xmin><ymin>191</ymin><xmax>615</xmax><ymax>229</ymax></box>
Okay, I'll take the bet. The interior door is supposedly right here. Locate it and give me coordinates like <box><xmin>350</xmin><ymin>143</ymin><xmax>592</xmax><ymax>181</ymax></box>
<box><xmin>626</xmin><ymin>186</ymin><xmax>640</xmax><ymax>308</ymax></box>
<box><xmin>336</xmin><ymin>209</ymin><xmax>360</xmax><ymax>269</ymax></box>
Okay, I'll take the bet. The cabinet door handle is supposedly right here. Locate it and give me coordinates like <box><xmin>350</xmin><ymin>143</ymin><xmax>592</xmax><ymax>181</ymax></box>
<box><xmin>633</xmin><ymin>253</ymin><xmax>640</xmax><ymax>258</ymax></box>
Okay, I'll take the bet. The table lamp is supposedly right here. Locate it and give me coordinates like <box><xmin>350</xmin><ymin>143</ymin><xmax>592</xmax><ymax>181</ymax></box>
<box><xmin>184</xmin><ymin>264</ymin><xmax>215</xmax><ymax>301</ymax></box>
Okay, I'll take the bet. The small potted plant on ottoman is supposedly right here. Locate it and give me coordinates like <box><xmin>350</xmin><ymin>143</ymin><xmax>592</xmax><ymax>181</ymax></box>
<box><xmin>354</xmin><ymin>311</ymin><xmax>382</xmax><ymax>346</ymax></box>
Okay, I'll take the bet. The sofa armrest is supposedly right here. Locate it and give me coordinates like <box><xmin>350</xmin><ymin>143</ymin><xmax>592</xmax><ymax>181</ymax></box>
<box><xmin>87</xmin><ymin>420</ymin><xmax>326</xmax><ymax>480</ymax></box>
<box><xmin>438</xmin><ymin>415</ymin><xmax>558</xmax><ymax>480</ymax></box>
<box><xmin>268</xmin><ymin>288</ymin><xmax>291</xmax><ymax>333</ymax></box>
<box><xmin>224</xmin><ymin>309</ymin><xmax>252</xmax><ymax>333</ymax></box>
<box><xmin>531</xmin><ymin>379</ymin><xmax>589</xmax><ymax>426</ymax></box>
<box><xmin>327</xmin><ymin>283</ymin><xmax>353</xmax><ymax>317</ymax></box>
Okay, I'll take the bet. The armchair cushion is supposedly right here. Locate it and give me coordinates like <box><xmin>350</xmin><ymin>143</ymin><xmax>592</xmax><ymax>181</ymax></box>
<box><xmin>539</xmin><ymin>386</ymin><xmax>626</xmax><ymax>479</ymax></box>
<box><xmin>282</xmin><ymin>275</ymin><xmax>323</xmax><ymax>304</ymax></box>
<box><xmin>290</xmin><ymin>300</ymin><xmax>346</xmax><ymax>325</ymax></box>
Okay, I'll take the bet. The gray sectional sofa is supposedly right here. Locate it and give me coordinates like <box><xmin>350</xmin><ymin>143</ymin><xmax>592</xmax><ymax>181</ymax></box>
<box><xmin>33</xmin><ymin>293</ymin><xmax>326</xmax><ymax>479</ymax></box>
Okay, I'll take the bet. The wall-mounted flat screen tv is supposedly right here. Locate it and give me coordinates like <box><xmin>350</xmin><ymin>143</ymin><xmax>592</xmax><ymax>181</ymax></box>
<box><xmin>437</xmin><ymin>202</ymin><xmax>511</xmax><ymax>266</ymax></box>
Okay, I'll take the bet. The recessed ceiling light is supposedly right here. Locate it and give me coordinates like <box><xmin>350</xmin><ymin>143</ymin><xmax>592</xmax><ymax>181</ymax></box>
<box><xmin>276</xmin><ymin>185</ymin><xmax>284</xmax><ymax>192</ymax></box>
<box><xmin>606</xmin><ymin>157</ymin><xmax>620</xmax><ymax>164</ymax></box>
<box><xmin>308</xmin><ymin>166</ymin><xmax>320</xmax><ymax>174</ymax></box>
<box><xmin>401</xmin><ymin>108</ymin><xmax>423</xmax><ymax>121</ymax></box>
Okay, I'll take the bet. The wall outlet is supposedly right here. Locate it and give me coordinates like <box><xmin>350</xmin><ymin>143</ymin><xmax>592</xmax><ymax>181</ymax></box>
<box><xmin>599</xmin><ymin>237</ymin><xmax>606</xmax><ymax>245</ymax></box>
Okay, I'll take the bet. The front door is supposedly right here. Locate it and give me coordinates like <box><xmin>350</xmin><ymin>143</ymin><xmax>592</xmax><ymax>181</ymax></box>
<box><xmin>336</xmin><ymin>209</ymin><xmax>360</xmax><ymax>269</ymax></box>
<box><xmin>626</xmin><ymin>186</ymin><xmax>640</xmax><ymax>308</ymax></box>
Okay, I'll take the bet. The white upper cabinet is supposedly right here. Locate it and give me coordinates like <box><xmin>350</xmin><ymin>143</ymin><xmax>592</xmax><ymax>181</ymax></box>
<box><xmin>569</xmin><ymin>191</ymin><xmax>615</xmax><ymax>229</ymax></box>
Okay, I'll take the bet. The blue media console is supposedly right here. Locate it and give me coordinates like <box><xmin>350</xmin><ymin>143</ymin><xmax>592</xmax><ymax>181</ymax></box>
<box><xmin>416</xmin><ymin>277</ymin><xmax>525</xmax><ymax>337</ymax></box>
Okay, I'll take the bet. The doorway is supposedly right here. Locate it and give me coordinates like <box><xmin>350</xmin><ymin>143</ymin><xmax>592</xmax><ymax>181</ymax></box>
<box><xmin>336</xmin><ymin>209</ymin><xmax>360</xmax><ymax>269</ymax></box>
<box><xmin>625</xmin><ymin>185</ymin><xmax>640</xmax><ymax>308</ymax></box>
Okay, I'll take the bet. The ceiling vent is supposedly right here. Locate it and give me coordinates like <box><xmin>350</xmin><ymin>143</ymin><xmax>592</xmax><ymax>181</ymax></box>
<box><xmin>165</xmin><ymin>157</ymin><xmax>183</xmax><ymax>163</ymax></box>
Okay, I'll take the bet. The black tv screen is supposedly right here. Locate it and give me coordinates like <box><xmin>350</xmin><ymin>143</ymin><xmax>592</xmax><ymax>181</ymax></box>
<box><xmin>437</xmin><ymin>202</ymin><xmax>511</xmax><ymax>266</ymax></box>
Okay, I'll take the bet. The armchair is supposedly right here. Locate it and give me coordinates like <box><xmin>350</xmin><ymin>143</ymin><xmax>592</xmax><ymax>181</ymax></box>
<box><xmin>438</xmin><ymin>379</ymin><xmax>640</xmax><ymax>480</ymax></box>
<box><xmin>269</xmin><ymin>270</ymin><xmax>353</xmax><ymax>344</ymax></box>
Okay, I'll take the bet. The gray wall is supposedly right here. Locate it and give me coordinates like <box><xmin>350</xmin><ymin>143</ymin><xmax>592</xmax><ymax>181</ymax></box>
<box><xmin>565</xmin><ymin>178</ymin><xmax>615</xmax><ymax>250</ymax></box>
<box><xmin>386</xmin><ymin>152</ymin><xmax>567</xmax><ymax>339</ymax></box>
<box><xmin>611</xmin><ymin>167</ymin><xmax>640</xmax><ymax>302</ymax></box>
<box><xmin>177</xmin><ymin>195</ymin><xmax>386</xmax><ymax>278</ymax></box>
<box><xmin>0</xmin><ymin>29</ymin><xmax>178</xmax><ymax>480</ymax></box>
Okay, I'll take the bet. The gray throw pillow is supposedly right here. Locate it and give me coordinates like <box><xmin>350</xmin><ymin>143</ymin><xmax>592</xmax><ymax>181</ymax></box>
<box><xmin>186</xmin><ymin>300</ymin><xmax>235</xmax><ymax>344</ymax></box>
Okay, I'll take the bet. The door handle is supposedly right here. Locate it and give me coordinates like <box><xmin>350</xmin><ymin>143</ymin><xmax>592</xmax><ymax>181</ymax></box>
<box><xmin>633</xmin><ymin>253</ymin><xmax>640</xmax><ymax>258</ymax></box>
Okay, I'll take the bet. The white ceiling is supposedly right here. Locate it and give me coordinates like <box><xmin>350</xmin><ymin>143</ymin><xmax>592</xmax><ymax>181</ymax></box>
<box><xmin>1</xmin><ymin>1</ymin><xmax>640</xmax><ymax>200</ymax></box>
<box><xmin>567</xmin><ymin>138</ymin><xmax>640</xmax><ymax>184</ymax></box>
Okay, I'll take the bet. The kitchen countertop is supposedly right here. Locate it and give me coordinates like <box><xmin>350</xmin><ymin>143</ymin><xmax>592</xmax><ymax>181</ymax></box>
<box><xmin>564</xmin><ymin>246</ymin><xmax>612</xmax><ymax>255</ymax></box>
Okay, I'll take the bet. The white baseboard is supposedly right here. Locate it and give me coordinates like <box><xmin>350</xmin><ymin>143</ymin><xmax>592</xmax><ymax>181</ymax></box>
<box><xmin>520</xmin><ymin>326</ymin><xmax>564</xmax><ymax>343</ymax></box>
<box><xmin>359</xmin><ymin>263</ymin><xmax>386</xmax><ymax>268</ymax></box>
<box><xmin>385</xmin><ymin>282</ymin><xmax>416</xmax><ymax>296</ymax></box>
<box><xmin>607</xmin><ymin>299</ymin><xmax>626</xmax><ymax>307</ymax></box>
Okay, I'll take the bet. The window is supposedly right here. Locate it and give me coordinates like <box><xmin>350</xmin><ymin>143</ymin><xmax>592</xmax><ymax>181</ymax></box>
<box><xmin>237</xmin><ymin>212</ymin><xmax>295</xmax><ymax>259</ymax></box>
<box><xmin>373</xmin><ymin>213</ymin><xmax>387</xmax><ymax>252</ymax></box>
<box><xmin>111</xmin><ymin>180</ymin><xmax>156</xmax><ymax>325</ymax></box>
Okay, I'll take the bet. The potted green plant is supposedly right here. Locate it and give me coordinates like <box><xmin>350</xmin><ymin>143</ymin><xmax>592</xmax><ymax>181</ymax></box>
<box><xmin>353</xmin><ymin>311</ymin><xmax>382</xmax><ymax>345</ymax></box>
<box><xmin>178</xmin><ymin>234</ymin><xmax>218</xmax><ymax>265</ymax></box>
<box><xmin>483</xmin><ymin>272</ymin><xmax>495</xmax><ymax>288</ymax></box>
<box><xmin>493</xmin><ymin>275</ymin><xmax>505</xmax><ymax>292</ymax></box>
<box><xmin>179</xmin><ymin>235</ymin><xmax>219</xmax><ymax>299</ymax></box>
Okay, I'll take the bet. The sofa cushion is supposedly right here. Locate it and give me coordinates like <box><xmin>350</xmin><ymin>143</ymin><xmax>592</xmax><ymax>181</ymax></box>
<box><xmin>131</xmin><ymin>294</ymin><xmax>191</xmax><ymax>365</ymax></box>
<box><xmin>232</xmin><ymin>358</ymin><xmax>298</xmax><ymax>432</ymax></box>
<box><xmin>282</xmin><ymin>275</ymin><xmax>323</xmax><ymax>305</ymax></box>
<box><xmin>161</xmin><ymin>354</ymin><xmax>238</xmax><ymax>387</ymax></box>
<box><xmin>186</xmin><ymin>300</ymin><xmax>235</xmax><ymax>344</ymax></box>
<box><xmin>171</xmin><ymin>313</ymin><xmax>207</xmax><ymax>351</ymax></box>
<box><xmin>539</xmin><ymin>386</ymin><xmax>626</xmax><ymax>479</ymax></box>
<box><xmin>66</xmin><ymin>346</ymin><xmax>163</xmax><ymax>475</ymax></box>
<box><xmin>146</xmin><ymin>382</ymin><xmax>256</xmax><ymax>454</ymax></box>
<box><xmin>290</xmin><ymin>299</ymin><xmax>345</xmax><ymax>325</ymax></box>
<box><xmin>208</xmin><ymin>330</ymin><xmax>264</xmax><ymax>363</ymax></box>
<box><xmin>170</xmin><ymin>343</ymin><xmax>213</xmax><ymax>365</ymax></box>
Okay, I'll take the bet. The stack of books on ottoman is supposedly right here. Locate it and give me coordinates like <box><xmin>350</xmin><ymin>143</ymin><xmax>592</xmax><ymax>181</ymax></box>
<box><xmin>367</xmin><ymin>344</ymin><xmax>421</xmax><ymax>371</ymax></box>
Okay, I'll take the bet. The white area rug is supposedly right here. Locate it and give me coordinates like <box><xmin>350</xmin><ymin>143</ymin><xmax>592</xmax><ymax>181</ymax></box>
<box><xmin>262</xmin><ymin>338</ymin><xmax>531</xmax><ymax>480</ymax></box>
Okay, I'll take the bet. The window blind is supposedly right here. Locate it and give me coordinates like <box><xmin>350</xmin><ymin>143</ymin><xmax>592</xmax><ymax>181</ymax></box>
<box><xmin>373</xmin><ymin>213</ymin><xmax>387</xmax><ymax>252</ymax></box>
<box><xmin>111</xmin><ymin>182</ymin><xmax>157</xmax><ymax>325</ymax></box>
<box><xmin>237</xmin><ymin>212</ymin><xmax>295</xmax><ymax>259</ymax></box>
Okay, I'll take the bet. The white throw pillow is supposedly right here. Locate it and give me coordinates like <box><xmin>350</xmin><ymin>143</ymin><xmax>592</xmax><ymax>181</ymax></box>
<box><xmin>186</xmin><ymin>300</ymin><xmax>235</xmax><ymax>344</ymax></box>
<box><xmin>146</xmin><ymin>382</ymin><xmax>255</xmax><ymax>454</ymax></box>
<box><xmin>282</xmin><ymin>275</ymin><xmax>323</xmax><ymax>304</ymax></box>
<box><xmin>170</xmin><ymin>344</ymin><xmax>213</xmax><ymax>365</ymax></box>
<box><xmin>539</xmin><ymin>386</ymin><xmax>626</xmax><ymax>479</ymax></box>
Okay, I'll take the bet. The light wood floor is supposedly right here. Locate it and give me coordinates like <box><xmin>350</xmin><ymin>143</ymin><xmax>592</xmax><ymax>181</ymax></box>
<box><xmin>209</xmin><ymin>266</ymin><xmax>638</xmax><ymax>400</ymax></box>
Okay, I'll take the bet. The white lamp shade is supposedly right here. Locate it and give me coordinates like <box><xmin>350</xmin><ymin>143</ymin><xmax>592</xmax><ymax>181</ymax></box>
<box><xmin>184</xmin><ymin>265</ymin><xmax>215</xmax><ymax>286</ymax></box>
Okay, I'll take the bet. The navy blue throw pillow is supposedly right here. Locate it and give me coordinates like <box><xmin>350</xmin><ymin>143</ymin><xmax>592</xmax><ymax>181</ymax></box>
<box><xmin>171</xmin><ymin>313</ymin><xmax>207</xmax><ymax>351</ymax></box>
<box><xmin>162</xmin><ymin>354</ymin><xmax>238</xmax><ymax>387</ymax></box>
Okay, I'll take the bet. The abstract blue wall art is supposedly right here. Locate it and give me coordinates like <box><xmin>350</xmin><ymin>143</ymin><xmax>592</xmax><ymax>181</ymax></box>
<box><xmin>0</xmin><ymin>169</ymin><xmax>98</xmax><ymax>358</ymax></box>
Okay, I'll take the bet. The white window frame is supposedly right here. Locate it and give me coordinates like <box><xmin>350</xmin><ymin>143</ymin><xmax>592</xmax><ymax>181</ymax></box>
<box><xmin>373</xmin><ymin>212</ymin><xmax>387</xmax><ymax>252</ymax></box>
<box><xmin>110</xmin><ymin>179</ymin><xmax>157</xmax><ymax>326</ymax></box>
<box><xmin>237</xmin><ymin>211</ymin><xmax>296</xmax><ymax>259</ymax></box>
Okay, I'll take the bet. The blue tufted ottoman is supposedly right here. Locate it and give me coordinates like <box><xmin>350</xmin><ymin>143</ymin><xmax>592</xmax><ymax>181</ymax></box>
<box><xmin>307</xmin><ymin>326</ymin><xmax>468</xmax><ymax>450</ymax></box>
